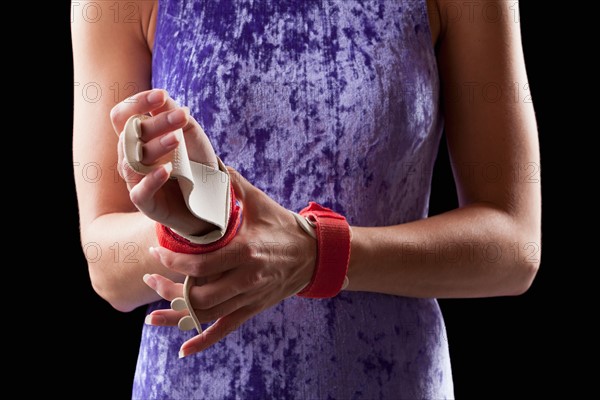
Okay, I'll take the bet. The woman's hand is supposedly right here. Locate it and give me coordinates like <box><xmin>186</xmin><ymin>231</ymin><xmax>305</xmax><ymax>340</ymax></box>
<box><xmin>143</xmin><ymin>168</ymin><xmax>317</xmax><ymax>357</ymax></box>
<box><xmin>110</xmin><ymin>89</ymin><xmax>219</xmax><ymax>235</ymax></box>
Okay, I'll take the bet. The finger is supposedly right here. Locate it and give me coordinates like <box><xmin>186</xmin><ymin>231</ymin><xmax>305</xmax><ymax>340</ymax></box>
<box><xmin>116</xmin><ymin>136</ymin><xmax>144</xmax><ymax>187</ymax></box>
<box><xmin>180</xmin><ymin>118</ymin><xmax>219</xmax><ymax>167</ymax></box>
<box><xmin>138</xmin><ymin>107</ymin><xmax>189</xmax><ymax>143</ymax></box>
<box><xmin>190</xmin><ymin>291</ymin><xmax>249</xmax><ymax>324</ymax></box>
<box><xmin>227</xmin><ymin>166</ymin><xmax>290</xmax><ymax>226</ymax></box>
<box><xmin>120</xmin><ymin>161</ymin><xmax>144</xmax><ymax>190</ymax></box>
<box><xmin>151</xmin><ymin>246</ymin><xmax>243</xmax><ymax>277</ymax></box>
<box><xmin>186</xmin><ymin>266</ymin><xmax>270</xmax><ymax>311</ymax></box>
<box><xmin>179</xmin><ymin>306</ymin><xmax>256</xmax><ymax>357</ymax></box>
<box><xmin>139</xmin><ymin>129</ymin><xmax>181</xmax><ymax>165</ymax></box>
<box><xmin>226</xmin><ymin>166</ymin><xmax>255</xmax><ymax>204</ymax></box>
<box><xmin>142</xmin><ymin>273</ymin><xmax>185</xmax><ymax>302</ymax></box>
<box><xmin>149</xmin><ymin>95</ymin><xmax>183</xmax><ymax>117</ymax></box>
<box><xmin>110</xmin><ymin>89</ymin><xmax>168</xmax><ymax>133</ymax></box>
<box><xmin>144</xmin><ymin>308</ymin><xmax>188</xmax><ymax>327</ymax></box>
<box><xmin>129</xmin><ymin>164</ymin><xmax>172</xmax><ymax>214</ymax></box>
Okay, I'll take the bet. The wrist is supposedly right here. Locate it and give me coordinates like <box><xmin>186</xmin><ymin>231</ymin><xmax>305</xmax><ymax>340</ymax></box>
<box><xmin>294</xmin><ymin>202</ymin><xmax>351</xmax><ymax>299</ymax></box>
<box><xmin>344</xmin><ymin>226</ymin><xmax>366</xmax><ymax>292</ymax></box>
<box><xmin>178</xmin><ymin>219</ymin><xmax>219</xmax><ymax>238</ymax></box>
<box><xmin>156</xmin><ymin>184</ymin><xmax>242</xmax><ymax>254</ymax></box>
<box><xmin>293</xmin><ymin>226</ymin><xmax>318</xmax><ymax>295</ymax></box>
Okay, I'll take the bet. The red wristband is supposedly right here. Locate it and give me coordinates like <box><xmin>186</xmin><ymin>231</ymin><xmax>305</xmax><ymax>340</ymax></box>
<box><xmin>296</xmin><ymin>202</ymin><xmax>351</xmax><ymax>299</ymax></box>
<box><xmin>155</xmin><ymin>185</ymin><xmax>242</xmax><ymax>254</ymax></box>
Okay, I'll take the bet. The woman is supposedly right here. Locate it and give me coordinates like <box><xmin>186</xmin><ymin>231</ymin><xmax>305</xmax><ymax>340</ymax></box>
<box><xmin>71</xmin><ymin>0</ymin><xmax>541</xmax><ymax>398</ymax></box>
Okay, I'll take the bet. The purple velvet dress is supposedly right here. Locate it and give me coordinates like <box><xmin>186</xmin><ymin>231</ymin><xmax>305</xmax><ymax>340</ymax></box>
<box><xmin>133</xmin><ymin>0</ymin><xmax>454</xmax><ymax>398</ymax></box>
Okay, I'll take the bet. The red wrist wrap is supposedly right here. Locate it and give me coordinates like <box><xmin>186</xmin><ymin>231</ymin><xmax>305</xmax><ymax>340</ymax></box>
<box><xmin>296</xmin><ymin>202</ymin><xmax>351</xmax><ymax>299</ymax></box>
<box><xmin>155</xmin><ymin>185</ymin><xmax>242</xmax><ymax>254</ymax></box>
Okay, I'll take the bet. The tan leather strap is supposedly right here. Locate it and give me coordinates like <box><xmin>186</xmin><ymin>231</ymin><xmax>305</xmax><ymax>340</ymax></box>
<box><xmin>170</xmin><ymin>276</ymin><xmax>203</xmax><ymax>333</ymax></box>
<box><xmin>290</xmin><ymin>211</ymin><xmax>350</xmax><ymax>292</ymax></box>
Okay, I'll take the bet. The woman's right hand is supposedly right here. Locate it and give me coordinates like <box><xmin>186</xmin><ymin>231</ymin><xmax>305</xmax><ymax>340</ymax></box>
<box><xmin>110</xmin><ymin>88</ymin><xmax>219</xmax><ymax>236</ymax></box>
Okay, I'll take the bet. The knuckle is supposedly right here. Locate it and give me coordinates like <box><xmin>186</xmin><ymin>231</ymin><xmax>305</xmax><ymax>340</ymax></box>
<box><xmin>158</xmin><ymin>254</ymin><xmax>173</xmax><ymax>269</ymax></box>
<box><xmin>203</xmin><ymin>305</ymin><xmax>226</xmax><ymax>321</ymax></box>
<box><xmin>123</xmin><ymin>165</ymin><xmax>141</xmax><ymax>183</ymax></box>
<box><xmin>245</xmin><ymin>244</ymin><xmax>263</xmax><ymax>264</ymax></box>
<box><xmin>153</xmin><ymin>279</ymin><xmax>172</xmax><ymax>300</ymax></box>
<box><xmin>120</xmin><ymin>166</ymin><xmax>132</xmax><ymax>181</ymax></box>
<box><xmin>129</xmin><ymin>188</ymin><xmax>143</xmax><ymax>207</ymax></box>
<box><xmin>109</xmin><ymin>104</ymin><xmax>120</xmax><ymax>122</ymax></box>
<box><xmin>195</xmin><ymin>293</ymin><xmax>217</xmax><ymax>310</ymax></box>
<box><xmin>186</xmin><ymin>260</ymin><xmax>204</xmax><ymax>276</ymax></box>
<box><xmin>246</xmin><ymin>270</ymin><xmax>264</xmax><ymax>287</ymax></box>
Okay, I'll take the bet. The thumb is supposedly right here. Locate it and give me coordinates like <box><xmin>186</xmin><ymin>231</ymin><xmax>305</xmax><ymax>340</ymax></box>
<box><xmin>227</xmin><ymin>166</ymin><xmax>254</xmax><ymax>203</ymax></box>
<box><xmin>226</xmin><ymin>166</ymin><xmax>288</xmax><ymax>223</ymax></box>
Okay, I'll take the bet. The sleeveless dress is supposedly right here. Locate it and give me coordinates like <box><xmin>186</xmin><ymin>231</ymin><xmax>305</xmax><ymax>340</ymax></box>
<box><xmin>133</xmin><ymin>0</ymin><xmax>454</xmax><ymax>398</ymax></box>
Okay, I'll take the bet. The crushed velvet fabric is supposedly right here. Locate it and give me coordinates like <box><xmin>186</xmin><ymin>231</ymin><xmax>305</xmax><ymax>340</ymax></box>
<box><xmin>133</xmin><ymin>1</ymin><xmax>454</xmax><ymax>398</ymax></box>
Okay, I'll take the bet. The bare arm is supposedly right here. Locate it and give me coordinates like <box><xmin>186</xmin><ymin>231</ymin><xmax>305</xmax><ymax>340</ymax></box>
<box><xmin>71</xmin><ymin>0</ymin><xmax>540</xmax><ymax>355</ymax></box>
<box><xmin>139</xmin><ymin>1</ymin><xmax>540</xmax><ymax>355</ymax></box>
<box><xmin>71</xmin><ymin>0</ymin><xmax>179</xmax><ymax>312</ymax></box>
<box><xmin>346</xmin><ymin>0</ymin><xmax>541</xmax><ymax>297</ymax></box>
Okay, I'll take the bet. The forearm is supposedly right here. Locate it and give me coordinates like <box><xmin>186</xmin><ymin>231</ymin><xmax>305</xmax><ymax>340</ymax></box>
<box><xmin>347</xmin><ymin>203</ymin><xmax>541</xmax><ymax>298</ymax></box>
<box><xmin>82</xmin><ymin>212</ymin><xmax>184</xmax><ymax>312</ymax></box>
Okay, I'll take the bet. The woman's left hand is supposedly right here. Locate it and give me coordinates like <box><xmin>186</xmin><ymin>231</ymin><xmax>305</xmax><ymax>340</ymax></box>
<box><xmin>142</xmin><ymin>167</ymin><xmax>317</xmax><ymax>357</ymax></box>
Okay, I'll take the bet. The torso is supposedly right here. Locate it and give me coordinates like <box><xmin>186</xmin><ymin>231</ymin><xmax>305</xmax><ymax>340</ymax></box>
<box><xmin>133</xmin><ymin>1</ymin><xmax>453</xmax><ymax>399</ymax></box>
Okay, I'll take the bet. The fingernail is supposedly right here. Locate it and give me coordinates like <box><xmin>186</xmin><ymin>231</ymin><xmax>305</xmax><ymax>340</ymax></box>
<box><xmin>143</xmin><ymin>273</ymin><xmax>156</xmax><ymax>289</ymax></box>
<box><xmin>152</xmin><ymin>162</ymin><xmax>172</xmax><ymax>179</ymax></box>
<box><xmin>159</xmin><ymin>131</ymin><xmax>179</xmax><ymax>148</ymax></box>
<box><xmin>147</xmin><ymin>90</ymin><xmax>164</xmax><ymax>105</ymax></box>
<box><xmin>178</xmin><ymin>347</ymin><xmax>194</xmax><ymax>359</ymax></box>
<box><xmin>167</xmin><ymin>109</ymin><xmax>188</xmax><ymax>125</ymax></box>
<box><xmin>145</xmin><ymin>314</ymin><xmax>166</xmax><ymax>325</ymax></box>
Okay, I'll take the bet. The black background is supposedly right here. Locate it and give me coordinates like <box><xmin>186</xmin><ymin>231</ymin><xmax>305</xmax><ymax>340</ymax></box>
<box><xmin>55</xmin><ymin>1</ymin><xmax>574</xmax><ymax>398</ymax></box>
